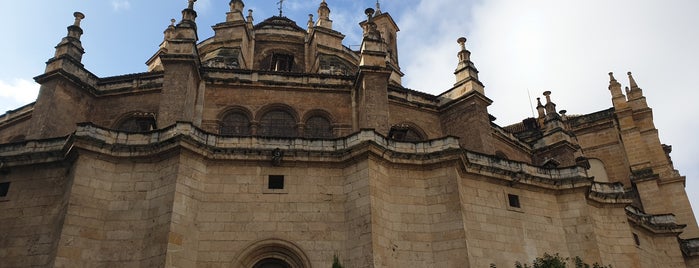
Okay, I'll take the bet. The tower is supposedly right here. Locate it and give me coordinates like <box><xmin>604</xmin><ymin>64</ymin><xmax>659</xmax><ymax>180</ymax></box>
<box><xmin>29</xmin><ymin>12</ymin><xmax>93</xmax><ymax>139</ymax></box>
<box><xmin>353</xmin><ymin>8</ymin><xmax>391</xmax><ymax>133</ymax></box>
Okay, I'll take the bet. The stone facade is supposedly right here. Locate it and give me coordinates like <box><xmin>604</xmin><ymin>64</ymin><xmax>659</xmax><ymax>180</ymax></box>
<box><xmin>0</xmin><ymin>1</ymin><xmax>697</xmax><ymax>267</ymax></box>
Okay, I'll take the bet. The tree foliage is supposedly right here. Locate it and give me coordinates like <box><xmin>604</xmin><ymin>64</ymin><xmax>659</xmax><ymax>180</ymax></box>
<box><xmin>332</xmin><ymin>254</ymin><xmax>343</xmax><ymax>268</ymax></box>
<box><xmin>512</xmin><ymin>253</ymin><xmax>613</xmax><ymax>268</ymax></box>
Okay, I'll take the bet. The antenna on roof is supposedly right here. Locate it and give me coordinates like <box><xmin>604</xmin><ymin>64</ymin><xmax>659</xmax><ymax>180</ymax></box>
<box><xmin>277</xmin><ymin>0</ymin><xmax>285</xmax><ymax>16</ymax></box>
<box><xmin>527</xmin><ymin>89</ymin><xmax>535</xmax><ymax>118</ymax></box>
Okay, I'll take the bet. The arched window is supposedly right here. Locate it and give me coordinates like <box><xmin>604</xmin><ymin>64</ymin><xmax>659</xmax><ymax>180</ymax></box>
<box><xmin>259</xmin><ymin>110</ymin><xmax>297</xmax><ymax>137</ymax></box>
<box><xmin>588</xmin><ymin>158</ymin><xmax>610</xmax><ymax>182</ymax></box>
<box><xmin>220</xmin><ymin>112</ymin><xmax>251</xmax><ymax>136</ymax></box>
<box><xmin>402</xmin><ymin>129</ymin><xmax>423</xmax><ymax>142</ymax></box>
<box><xmin>117</xmin><ymin>114</ymin><xmax>156</xmax><ymax>133</ymax></box>
<box><xmin>304</xmin><ymin>116</ymin><xmax>333</xmax><ymax>138</ymax></box>
<box><xmin>542</xmin><ymin>159</ymin><xmax>560</xmax><ymax>169</ymax></box>
<box><xmin>495</xmin><ymin>151</ymin><xmax>509</xmax><ymax>160</ymax></box>
<box><xmin>389</xmin><ymin>124</ymin><xmax>424</xmax><ymax>142</ymax></box>
<box><xmin>271</xmin><ymin>53</ymin><xmax>294</xmax><ymax>72</ymax></box>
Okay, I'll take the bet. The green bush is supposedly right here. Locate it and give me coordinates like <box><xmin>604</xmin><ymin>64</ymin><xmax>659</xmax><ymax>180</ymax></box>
<box><xmin>332</xmin><ymin>255</ymin><xmax>343</xmax><ymax>268</ymax></box>
<box><xmin>512</xmin><ymin>253</ymin><xmax>612</xmax><ymax>268</ymax></box>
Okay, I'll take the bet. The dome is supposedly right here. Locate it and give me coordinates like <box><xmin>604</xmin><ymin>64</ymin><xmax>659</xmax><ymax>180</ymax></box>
<box><xmin>254</xmin><ymin>16</ymin><xmax>305</xmax><ymax>32</ymax></box>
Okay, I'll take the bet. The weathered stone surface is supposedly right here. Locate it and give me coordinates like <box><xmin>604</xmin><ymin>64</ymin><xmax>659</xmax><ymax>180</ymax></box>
<box><xmin>0</xmin><ymin>2</ymin><xmax>696</xmax><ymax>268</ymax></box>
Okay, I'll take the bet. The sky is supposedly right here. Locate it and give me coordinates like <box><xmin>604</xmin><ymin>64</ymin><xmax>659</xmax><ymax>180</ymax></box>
<box><xmin>1</xmin><ymin>0</ymin><xmax>698</xmax><ymax>223</ymax></box>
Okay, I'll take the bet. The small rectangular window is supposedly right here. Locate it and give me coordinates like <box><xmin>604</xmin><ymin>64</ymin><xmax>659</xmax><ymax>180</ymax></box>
<box><xmin>633</xmin><ymin>233</ymin><xmax>640</xmax><ymax>246</ymax></box>
<box><xmin>508</xmin><ymin>194</ymin><xmax>520</xmax><ymax>208</ymax></box>
<box><xmin>0</xmin><ymin>182</ymin><xmax>10</xmax><ymax>197</ymax></box>
<box><xmin>268</xmin><ymin>175</ymin><xmax>284</xmax><ymax>190</ymax></box>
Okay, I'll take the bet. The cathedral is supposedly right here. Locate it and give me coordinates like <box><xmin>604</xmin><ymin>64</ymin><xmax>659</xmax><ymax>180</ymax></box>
<box><xmin>1</xmin><ymin>1</ymin><xmax>698</xmax><ymax>267</ymax></box>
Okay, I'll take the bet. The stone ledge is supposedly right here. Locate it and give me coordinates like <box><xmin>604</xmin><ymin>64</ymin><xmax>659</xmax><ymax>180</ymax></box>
<box><xmin>463</xmin><ymin>150</ymin><xmax>591</xmax><ymax>190</ymax></box>
<box><xmin>681</xmin><ymin>238</ymin><xmax>699</xmax><ymax>257</ymax></box>
<box><xmin>587</xmin><ymin>182</ymin><xmax>635</xmax><ymax>206</ymax></box>
<box><xmin>626</xmin><ymin>206</ymin><xmax>686</xmax><ymax>234</ymax></box>
<box><xmin>0</xmin><ymin>122</ymin><xmax>605</xmax><ymax>191</ymax></box>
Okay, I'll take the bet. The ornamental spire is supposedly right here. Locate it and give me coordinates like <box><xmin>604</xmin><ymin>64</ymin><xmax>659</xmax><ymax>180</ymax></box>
<box><xmin>316</xmin><ymin>0</ymin><xmax>332</xmax><ymax>29</ymax></box>
<box><xmin>626</xmin><ymin>71</ymin><xmax>645</xmax><ymax>100</ymax></box>
<box><xmin>628</xmin><ymin>72</ymin><xmax>640</xmax><ymax>91</ymax></box>
<box><xmin>50</xmin><ymin>11</ymin><xmax>86</xmax><ymax>64</ymax></box>
<box><xmin>180</xmin><ymin>0</ymin><xmax>198</xmax><ymax>25</ymax></box>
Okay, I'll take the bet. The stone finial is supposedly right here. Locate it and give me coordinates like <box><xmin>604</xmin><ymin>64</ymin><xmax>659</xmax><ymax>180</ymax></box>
<box><xmin>543</xmin><ymin>91</ymin><xmax>552</xmax><ymax>103</ymax></box>
<box><xmin>560</xmin><ymin>110</ymin><xmax>568</xmax><ymax>121</ymax></box>
<box><xmin>625</xmin><ymin>71</ymin><xmax>645</xmax><ymax>101</ymax></box>
<box><xmin>180</xmin><ymin>0</ymin><xmax>198</xmax><ymax>23</ymax></box>
<box><xmin>307</xmin><ymin>14</ymin><xmax>314</xmax><ymax>29</ymax></box>
<box><xmin>608</xmin><ymin>72</ymin><xmax>623</xmax><ymax>95</ymax></box>
<box><xmin>544</xmin><ymin>90</ymin><xmax>551</xmax><ymax>103</ymax></box>
<box><xmin>457</xmin><ymin>37</ymin><xmax>467</xmax><ymax>51</ymax></box>
<box><xmin>246</xmin><ymin>9</ymin><xmax>254</xmax><ymax>25</ymax></box>
<box><xmin>164</xmin><ymin>18</ymin><xmax>176</xmax><ymax>39</ymax></box>
<box><xmin>627</xmin><ymin>71</ymin><xmax>639</xmax><ymax>89</ymax></box>
<box><xmin>456</xmin><ymin>37</ymin><xmax>471</xmax><ymax>63</ymax></box>
<box><xmin>543</xmin><ymin>91</ymin><xmax>557</xmax><ymax>115</ymax></box>
<box><xmin>375</xmin><ymin>0</ymin><xmax>382</xmax><ymax>15</ymax></box>
<box><xmin>365</xmin><ymin>8</ymin><xmax>375</xmax><ymax>21</ymax></box>
<box><xmin>536</xmin><ymin>97</ymin><xmax>546</xmax><ymax>118</ymax></box>
<box><xmin>230</xmin><ymin>0</ymin><xmax>244</xmax><ymax>12</ymax></box>
<box><xmin>73</xmin><ymin>12</ymin><xmax>85</xmax><ymax>27</ymax></box>
<box><xmin>316</xmin><ymin>0</ymin><xmax>332</xmax><ymax>29</ymax></box>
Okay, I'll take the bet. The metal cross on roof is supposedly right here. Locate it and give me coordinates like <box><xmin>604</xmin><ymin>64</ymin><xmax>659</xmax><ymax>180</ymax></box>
<box><xmin>277</xmin><ymin>0</ymin><xmax>285</xmax><ymax>16</ymax></box>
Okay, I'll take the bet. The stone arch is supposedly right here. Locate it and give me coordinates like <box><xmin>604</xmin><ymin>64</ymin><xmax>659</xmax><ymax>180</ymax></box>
<box><xmin>302</xmin><ymin>109</ymin><xmax>335</xmax><ymax>139</ymax></box>
<box><xmin>388</xmin><ymin>122</ymin><xmax>427</xmax><ymax>142</ymax></box>
<box><xmin>495</xmin><ymin>150</ymin><xmax>509</xmax><ymax>160</ymax></box>
<box><xmin>234</xmin><ymin>238</ymin><xmax>312</xmax><ymax>268</ymax></box>
<box><xmin>218</xmin><ymin>106</ymin><xmax>253</xmax><ymax>136</ymax></box>
<box><xmin>588</xmin><ymin>158</ymin><xmax>610</xmax><ymax>182</ymax></box>
<box><xmin>542</xmin><ymin>158</ymin><xmax>561</xmax><ymax>169</ymax></box>
<box><xmin>258</xmin><ymin>48</ymin><xmax>300</xmax><ymax>72</ymax></box>
<box><xmin>114</xmin><ymin>111</ymin><xmax>157</xmax><ymax>132</ymax></box>
<box><xmin>256</xmin><ymin>104</ymin><xmax>299</xmax><ymax>138</ymax></box>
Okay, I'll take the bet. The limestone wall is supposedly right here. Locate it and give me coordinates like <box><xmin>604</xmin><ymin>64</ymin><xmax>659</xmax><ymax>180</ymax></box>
<box><xmin>195</xmin><ymin>159</ymin><xmax>348</xmax><ymax>267</ymax></box>
<box><xmin>459</xmin><ymin>175</ymin><xmax>571</xmax><ymax>267</ymax></box>
<box><xmin>53</xmin><ymin>151</ymin><xmax>178</xmax><ymax>267</ymax></box>
<box><xmin>388</xmin><ymin>100</ymin><xmax>441</xmax><ymax>139</ymax></box>
<box><xmin>0</xmin><ymin>164</ymin><xmax>70</xmax><ymax>267</ymax></box>
<box><xmin>633</xmin><ymin>228</ymin><xmax>686</xmax><ymax>268</ymax></box>
<box><xmin>0</xmin><ymin>123</ymin><xmax>695</xmax><ymax>267</ymax></box>
<box><xmin>201</xmin><ymin>82</ymin><xmax>353</xmax><ymax>136</ymax></box>
<box><xmin>90</xmin><ymin>92</ymin><xmax>162</xmax><ymax>129</ymax></box>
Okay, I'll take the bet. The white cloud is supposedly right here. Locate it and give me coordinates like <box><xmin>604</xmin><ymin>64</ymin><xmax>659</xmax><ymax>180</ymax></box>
<box><xmin>390</xmin><ymin>0</ymin><xmax>699</xmax><ymax>223</ymax></box>
<box><xmin>0</xmin><ymin>78</ymin><xmax>39</xmax><ymax>112</ymax></box>
<box><xmin>111</xmin><ymin>0</ymin><xmax>131</xmax><ymax>12</ymax></box>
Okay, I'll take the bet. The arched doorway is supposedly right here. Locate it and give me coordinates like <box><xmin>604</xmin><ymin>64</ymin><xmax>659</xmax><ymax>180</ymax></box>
<box><xmin>234</xmin><ymin>239</ymin><xmax>311</xmax><ymax>268</ymax></box>
<box><xmin>253</xmin><ymin>258</ymin><xmax>292</xmax><ymax>268</ymax></box>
